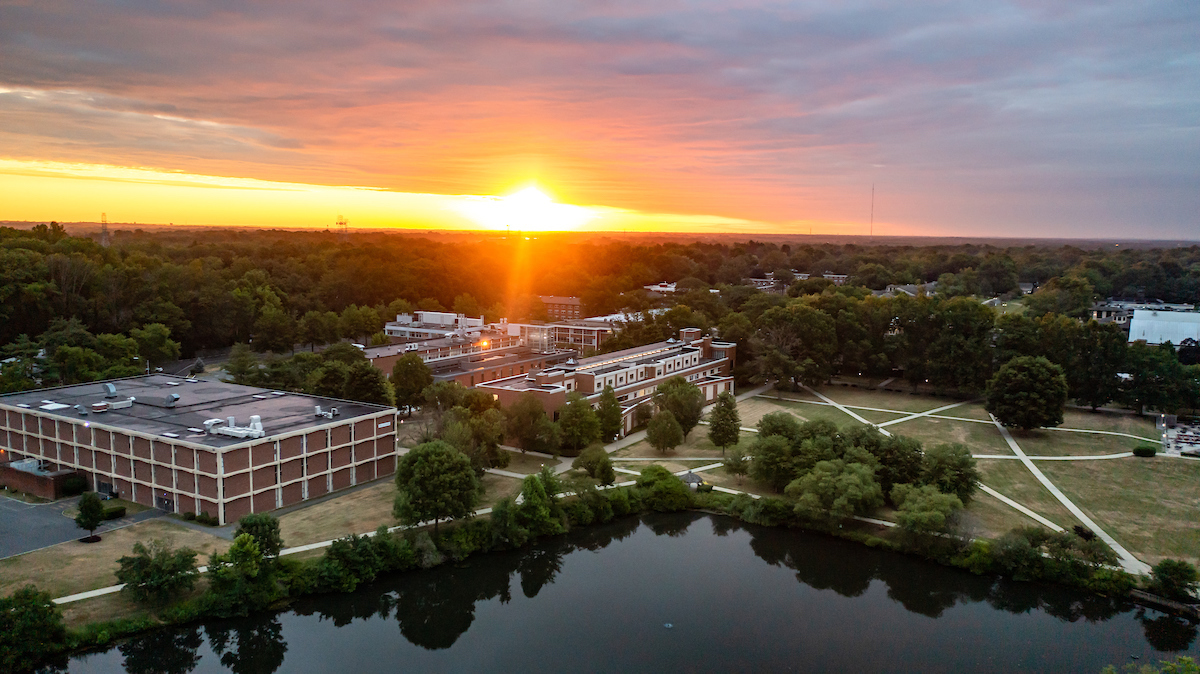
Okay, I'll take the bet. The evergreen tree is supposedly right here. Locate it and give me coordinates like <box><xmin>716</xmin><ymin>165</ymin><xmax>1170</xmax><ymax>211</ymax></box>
<box><xmin>596</xmin><ymin>385</ymin><xmax>623</xmax><ymax>442</ymax></box>
<box><xmin>391</xmin><ymin>353</ymin><xmax>433</xmax><ymax>415</ymax></box>
<box><xmin>75</xmin><ymin>491</ymin><xmax>105</xmax><ymax>540</ymax></box>
<box><xmin>707</xmin><ymin>390</ymin><xmax>741</xmax><ymax>454</ymax></box>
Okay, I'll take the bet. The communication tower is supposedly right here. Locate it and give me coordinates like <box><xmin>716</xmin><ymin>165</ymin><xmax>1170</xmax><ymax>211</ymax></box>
<box><xmin>100</xmin><ymin>213</ymin><xmax>110</xmax><ymax>248</ymax></box>
<box><xmin>336</xmin><ymin>215</ymin><xmax>349</xmax><ymax>242</ymax></box>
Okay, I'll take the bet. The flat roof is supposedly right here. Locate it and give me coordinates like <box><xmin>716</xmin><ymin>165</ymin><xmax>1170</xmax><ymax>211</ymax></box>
<box><xmin>0</xmin><ymin>375</ymin><xmax>392</xmax><ymax>448</ymax></box>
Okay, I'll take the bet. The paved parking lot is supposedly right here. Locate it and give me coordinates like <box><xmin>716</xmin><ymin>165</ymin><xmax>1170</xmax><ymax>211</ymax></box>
<box><xmin>0</xmin><ymin>494</ymin><xmax>163</xmax><ymax>559</ymax></box>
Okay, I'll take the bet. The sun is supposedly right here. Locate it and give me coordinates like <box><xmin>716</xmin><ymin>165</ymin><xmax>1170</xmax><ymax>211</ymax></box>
<box><xmin>452</xmin><ymin>186</ymin><xmax>596</xmax><ymax>231</ymax></box>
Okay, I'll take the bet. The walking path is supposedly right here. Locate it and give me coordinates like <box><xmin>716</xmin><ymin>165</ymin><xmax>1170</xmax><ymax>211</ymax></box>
<box><xmin>973</xmin><ymin>452</ymin><xmax>1133</xmax><ymax>461</ymax></box>
<box><xmin>989</xmin><ymin>415</ymin><xmax>1150</xmax><ymax>575</ymax></box>
<box><xmin>875</xmin><ymin>400</ymin><xmax>974</xmax><ymax>428</ymax></box>
<box><xmin>977</xmin><ymin>484</ymin><xmax>1064</xmax><ymax>532</ymax></box>
<box><xmin>800</xmin><ymin>384</ymin><xmax>893</xmax><ymax>437</ymax></box>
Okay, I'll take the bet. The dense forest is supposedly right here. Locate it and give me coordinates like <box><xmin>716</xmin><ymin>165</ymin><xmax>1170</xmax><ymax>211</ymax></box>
<box><xmin>1</xmin><ymin>223</ymin><xmax>1198</xmax><ymax>414</ymax></box>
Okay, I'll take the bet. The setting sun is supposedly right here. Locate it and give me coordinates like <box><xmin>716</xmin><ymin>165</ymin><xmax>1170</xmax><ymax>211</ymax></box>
<box><xmin>451</xmin><ymin>186</ymin><xmax>596</xmax><ymax>232</ymax></box>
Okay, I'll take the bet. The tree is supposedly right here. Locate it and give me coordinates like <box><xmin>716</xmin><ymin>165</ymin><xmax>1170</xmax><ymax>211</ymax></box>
<box><xmin>654</xmin><ymin>376</ymin><xmax>704</xmax><ymax>439</ymax></box>
<box><xmin>596</xmin><ymin>385</ymin><xmax>623</xmax><ymax>442</ymax></box>
<box><xmin>116</xmin><ymin>540</ymin><xmax>200</xmax><ymax>606</ymax></box>
<box><xmin>343</xmin><ymin>360</ymin><xmax>394</xmax><ymax>405</ymax></box>
<box><xmin>252</xmin><ymin>304</ymin><xmax>295</xmax><ymax>354</ymax></box>
<box><xmin>224</xmin><ymin>343</ymin><xmax>258</xmax><ymax>384</ymax></box>
<box><xmin>75</xmin><ymin>491</ymin><xmax>105</xmax><ymax>540</ymax></box>
<box><xmin>1074</xmin><ymin>320</ymin><xmax>1127</xmax><ymax>409</ymax></box>
<box><xmin>206</xmin><ymin>533</ymin><xmax>277</xmax><ymax>617</ymax></box>
<box><xmin>234</xmin><ymin>513</ymin><xmax>284</xmax><ymax>559</ymax></box>
<box><xmin>1024</xmin><ymin>275</ymin><xmax>1094</xmax><ymax>318</ymax></box>
<box><xmin>505</xmin><ymin>393</ymin><xmax>559</xmax><ymax>454</ymax></box>
<box><xmin>0</xmin><ymin>586</ymin><xmax>68</xmax><ymax>673</ymax></box>
<box><xmin>785</xmin><ymin>459</ymin><xmax>883</xmax><ymax>521</ymax></box>
<box><xmin>707</xmin><ymin>391</ymin><xmax>741</xmax><ymax>454</ymax></box>
<box><xmin>749</xmin><ymin>434</ymin><xmax>796</xmax><ymax>492</ymax></box>
<box><xmin>890</xmin><ymin>483</ymin><xmax>964</xmax><ymax>534</ymax></box>
<box><xmin>1148</xmin><ymin>559</ymin><xmax>1199</xmax><ymax>602</ymax></box>
<box><xmin>921</xmin><ymin>443</ymin><xmax>980</xmax><ymax>503</ymax></box>
<box><xmin>394</xmin><ymin>441</ymin><xmax>479</xmax><ymax>533</ymax></box>
<box><xmin>985</xmin><ymin>356</ymin><xmax>1069</xmax><ymax>430</ymax></box>
<box><xmin>308</xmin><ymin>361</ymin><xmax>349</xmax><ymax>398</ymax></box>
<box><xmin>392</xmin><ymin>353</ymin><xmax>433</xmax><ymax>415</ymax></box>
<box><xmin>130</xmin><ymin>322</ymin><xmax>181</xmax><ymax>367</ymax></box>
<box><xmin>724</xmin><ymin>446</ymin><xmax>749</xmax><ymax>485</ymax></box>
<box><xmin>558</xmin><ymin>392</ymin><xmax>601</xmax><ymax>454</ymax></box>
<box><xmin>647</xmin><ymin>409</ymin><xmax>684</xmax><ymax>454</ymax></box>
<box><xmin>1123</xmin><ymin>342</ymin><xmax>1186</xmax><ymax>415</ymax></box>
<box><xmin>572</xmin><ymin>444</ymin><xmax>615</xmax><ymax>485</ymax></box>
<box><xmin>757</xmin><ymin>301</ymin><xmax>838</xmax><ymax>386</ymax></box>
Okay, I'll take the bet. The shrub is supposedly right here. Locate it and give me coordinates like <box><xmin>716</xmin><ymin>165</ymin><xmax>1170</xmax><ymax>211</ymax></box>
<box><xmin>635</xmin><ymin>466</ymin><xmax>692</xmax><ymax>512</ymax></box>
<box><xmin>413</xmin><ymin>531</ymin><xmax>445</xmax><ymax>569</ymax></box>
<box><xmin>115</xmin><ymin>540</ymin><xmax>199</xmax><ymax>605</ymax></box>
<box><xmin>196</xmin><ymin>511</ymin><xmax>220</xmax><ymax>526</ymax></box>
<box><xmin>440</xmin><ymin>519</ymin><xmax>493</xmax><ymax>561</ymax></box>
<box><xmin>1148</xmin><ymin>559</ymin><xmax>1200</xmax><ymax>602</ymax></box>
<box><xmin>102</xmin><ymin>506</ymin><xmax>126</xmax><ymax>520</ymax></box>
<box><xmin>235</xmin><ymin>513</ymin><xmax>284</xmax><ymax>558</ymax></box>
<box><xmin>182</xmin><ymin>511</ymin><xmax>196</xmax><ymax>521</ymax></box>
<box><xmin>0</xmin><ymin>586</ymin><xmax>69</xmax><ymax>673</ymax></box>
<box><xmin>61</xmin><ymin>474</ymin><xmax>87</xmax><ymax>496</ymax></box>
<box><xmin>572</xmin><ymin>444</ymin><xmax>616</xmax><ymax>485</ymax></box>
<box><xmin>606</xmin><ymin>488</ymin><xmax>632</xmax><ymax>517</ymax></box>
<box><xmin>741</xmin><ymin>497</ymin><xmax>794</xmax><ymax>527</ymax></box>
<box><xmin>1133</xmin><ymin>444</ymin><xmax>1158</xmax><ymax>457</ymax></box>
<box><xmin>563</xmin><ymin>500</ymin><xmax>595</xmax><ymax>527</ymax></box>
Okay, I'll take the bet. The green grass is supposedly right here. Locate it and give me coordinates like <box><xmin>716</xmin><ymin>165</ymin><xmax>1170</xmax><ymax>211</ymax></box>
<box><xmin>1011</xmin><ymin>428</ymin><xmax>1142</xmax><ymax>457</ymax></box>
<box><xmin>1057</xmin><ymin>409</ymin><xmax>1159</xmax><ymax>439</ymax></box>
<box><xmin>803</xmin><ymin>386</ymin><xmax>976</xmax><ymax>414</ymax></box>
<box><xmin>974</xmin><ymin>459</ymin><xmax>1082</xmax><ymax>531</ymax></box>
<box><xmin>1038</xmin><ymin>457</ymin><xmax>1200</xmax><ymax>566</ymax></box>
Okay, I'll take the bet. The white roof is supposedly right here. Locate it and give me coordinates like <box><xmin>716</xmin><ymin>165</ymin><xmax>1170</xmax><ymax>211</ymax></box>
<box><xmin>1128</xmin><ymin>310</ymin><xmax>1200</xmax><ymax>345</ymax></box>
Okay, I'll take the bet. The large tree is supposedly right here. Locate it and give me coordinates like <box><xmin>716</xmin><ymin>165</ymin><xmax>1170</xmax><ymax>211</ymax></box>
<box><xmin>646</xmin><ymin>410</ymin><xmax>684</xmax><ymax>454</ymax></box>
<box><xmin>654</xmin><ymin>376</ymin><xmax>704</xmax><ymax>439</ymax></box>
<box><xmin>921</xmin><ymin>443</ymin><xmax>980</xmax><ymax>504</ymax></box>
<box><xmin>1122</xmin><ymin>342</ymin><xmax>1186</xmax><ymax>415</ymax></box>
<box><xmin>130</xmin><ymin>322</ymin><xmax>182</xmax><ymax>368</ymax></box>
<box><xmin>393</xmin><ymin>441</ymin><xmax>480</xmax><ymax>533</ymax></box>
<box><xmin>391</xmin><ymin>353</ymin><xmax>433</xmax><ymax>415</ymax></box>
<box><xmin>706</xmin><ymin>390</ymin><xmax>741</xmax><ymax>454</ymax></box>
<box><xmin>343</xmin><ymin>360</ymin><xmax>394</xmax><ymax>405</ymax></box>
<box><xmin>785</xmin><ymin>459</ymin><xmax>883</xmax><ymax>521</ymax></box>
<box><xmin>505</xmin><ymin>393</ymin><xmax>559</xmax><ymax>454</ymax></box>
<box><xmin>0</xmin><ymin>586</ymin><xmax>69</xmax><ymax>672</ymax></box>
<box><xmin>596</xmin><ymin>385</ymin><xmax>623</xmax><ymax>442</ymax></box>
<box><xmin>234</xmin><ymin>514</ymin><xmax>284</xmax><ymax>559</ymax></box>
<box><xmin>985</xmin><ymin>356</ymin><xmax>1069</xmax><ymax>430</ymax></box>
<box><xmin>557</xmin><ymin>392</ymin><xmax>601</xmax><ymax>454</ymax></box>
<box><xmin>1073</xmin><ymin>320</ymin><xmax>1127</xmax><ymax>409</ymax></box>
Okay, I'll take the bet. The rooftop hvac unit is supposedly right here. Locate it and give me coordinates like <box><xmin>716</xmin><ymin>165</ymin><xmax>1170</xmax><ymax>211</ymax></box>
<box><xmin>103</xmin><ymin>383</ymin><xmax>117</xmax><ymax>398</ymax></box>
<box><xmin>109</xmin><ymin>397</ymin><xmax>136</xmax><ymax>410</ymax></box>
<box><xmin>314</xmin><ymin>405</ymin><xmax>338</xmax><ymax>419</ymax></box>
<box><xmin>91</xmin><ymin>402</ymin><xmax>110</xmax><ymax>413</ymax></box>
<box><xmin>211</xmin><ymin>415</ymin><xmax>266</xmax><ymax>439</ymax></box>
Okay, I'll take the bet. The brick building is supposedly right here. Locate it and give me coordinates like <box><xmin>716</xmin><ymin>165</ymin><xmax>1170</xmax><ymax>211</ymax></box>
<box><xmin>538</xmin><ymin>295</ymin><xmax>582</xmax><ymax>320</ymax></box>
<box><xmin>480</xmin><ymin>328</ymin><xmax>736</xmax><ymax>436</ymax></box>
<box><xmin>0</xmin><ymin>375</ymin><xmax>397</xmax><ymax>524</ymax></box>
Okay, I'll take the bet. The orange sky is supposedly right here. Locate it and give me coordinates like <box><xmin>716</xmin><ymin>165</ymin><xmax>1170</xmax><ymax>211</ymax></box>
<box><xmin>1</xmin><ymin>2</ymin><xmax>1196</xmax><ymax>238</ymax></box>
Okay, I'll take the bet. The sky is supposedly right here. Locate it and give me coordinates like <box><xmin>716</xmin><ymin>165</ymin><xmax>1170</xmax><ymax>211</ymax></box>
<box><xmin>1</xmin><ymin>1</ymin><xmax>1197</xmax><ymax>238</ymax></box>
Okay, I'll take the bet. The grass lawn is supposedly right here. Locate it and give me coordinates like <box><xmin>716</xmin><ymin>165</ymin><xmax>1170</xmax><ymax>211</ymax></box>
<box><xmin>0</xmin><ymin>519</ymin><xmax>230</xmax><ymax>599</ymax></box>
<box><xmin>885</xmin><ymin>417</ymin><xmax>1015</xmax><ymax>455</ymax></box>
<box><xmin>964</xmin><ymin>490</ymin><xmax>1055</xmax><ymax>539</ymax></box>
<box><xmin>1012</xmin><ymin>428</ymin><xmax>1143</xmax><ymax>457</ymax></box>
<box><xmin>1058</xmin><ymin>409</ymin><xmax>1159</xmax><ymax>440</ymax></box>
<box><xmin>612</xmin><ymin>431</ymin><xmax>756</xmax><ymax>460</ymax></box>
<box><xmin>60</xmin><ymin>590</ymin><xmax>152</xmax><ymax>629</ymax></box>
<box><xmin>278</xmin><ymin>479</ymin><xmax>400</xmax><ymax>547</ymax></box>
<box><xmin>478</xmin><ymin>474</ymin><xmax>523</xmax><ymax>508</ymax></box>
<box><xmin>974</xmin><ymin>459</ymin><xmax>1083</xmax><ymax>531</ymax></box>
<box><xmin>500</xmin><ymin>449</ymin><xmax>560</xmax><ymax>474</ymax></box>
<box><xmin>697</xmin><ymin>466</ymin><xmax>775</xmax><ymax>499</ymax></box>
<box><xmin>938</xmin><ymin>402</ymin><xmax>996</xmax><ymax>422</ymax></box>
<box><xmin>748</xmin><ymin>398</ymin><xmax>862</xmax><ymax>428</ymax></box>
<box><xmin>805</xmin><ymin>386</ymin><xmax>976</xmax><ymax>415</ymax></box>
<box><xmin>855</xmin><ymin>409</ymin><xmax>915</xmax><ymax>425</ymax></box>
<box><xmin>1038</xmin><ymin>457</ymin><xmax>1200</xmax><ymax>566</ymax></box>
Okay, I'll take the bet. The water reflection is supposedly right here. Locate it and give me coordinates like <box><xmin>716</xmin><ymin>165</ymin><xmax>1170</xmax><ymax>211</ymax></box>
<box><xmin>88</xmin><ymin>514</ymin><xmax>1195</xmax><ymax>672</ymax></box>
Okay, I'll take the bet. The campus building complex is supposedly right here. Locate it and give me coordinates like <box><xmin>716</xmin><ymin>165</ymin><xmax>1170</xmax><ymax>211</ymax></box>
<box><xmin>538</xmin><ymin>295</ymin><xmax>582</xmax><ymax>320</ymax></box>
<box><xmin>0</xmin><ymin>375</ymin><xmax>398</xmax><ymax>524</ymax></box>
<box><xmin>479</xmin><ymin>328</ymin><xmax>736</xmax><ymax>436</ymax></box>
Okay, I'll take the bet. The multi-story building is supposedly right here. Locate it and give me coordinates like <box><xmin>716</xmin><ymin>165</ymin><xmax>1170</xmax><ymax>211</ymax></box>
<box><xmin>384</xmin><ymin>311</ymin><xmax>486</xmax><ymax>342</ymax></box>
<box><xmin>364</xmin><ymin>333</ymin><xmax>574</xmax><ymax>389</ymax></box>
<box><xmin>538</xmin><ymin>296</ymin><xmax>582</xmax><ymax>320</ymax></box>
<box><xmin>0</xmin><ymin>375</ymin><xmax>398</xmax><ymax>524</ymax></box>
<box><xmin>479</xmin><ymin>328</ymin><xmax>736</xmax><ymax>436</ymax></box>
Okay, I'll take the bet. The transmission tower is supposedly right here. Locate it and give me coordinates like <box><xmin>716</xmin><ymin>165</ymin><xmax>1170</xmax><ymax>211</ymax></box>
<box><xmin>100</xmin><ymin>213</ymin><xmax>110</xmax><ymax>248</ymax></box>
<box><xmin>336</xmin><ymin>215</ymin><xmax>349</xmax><ymax>242</ymax></box>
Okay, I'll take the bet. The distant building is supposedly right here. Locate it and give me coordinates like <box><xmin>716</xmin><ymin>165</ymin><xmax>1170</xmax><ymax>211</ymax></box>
<box><xmin>822</xmin><ymin>272</ymin><xmax>848</xmax><ymax>286</ymax></box>
<box><xmin>538</xmin><ymin>296</ymin><xmax>582</xmax><ymax>320</ymax></box>
<box><xmin>384</xmin><ymin>311</ymin><xmax>485</xmax><ymax>342</ymax></box>
<box><xmin>872</xmin><ymin>282</ymin><xmax>937</xmax><ymax>299</ymax></box>
<box><xmin>0</xmin><ymin>375</ymin><xmax>397</xmax><ymax>524</ymax></box>
<box><xmin>644</xmin><ymin>282</ymin><xmax>678</xmax><ymax>295</ymax></box>
<box><xmin>1128</xmin><ymin>310</ymin><xmax>1200</xmax><ymax>346</ymax></box>
<box><xmin>479</xmin><ymin>328</ymin><xmax>736</xmax><ymax>437</ymax></box>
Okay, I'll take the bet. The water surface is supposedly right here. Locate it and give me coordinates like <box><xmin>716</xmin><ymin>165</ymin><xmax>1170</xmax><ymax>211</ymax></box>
<box><xmin>69</xmin><ymin>513</ymin><xmax>1199</xmax><ymax>673</ymax></box>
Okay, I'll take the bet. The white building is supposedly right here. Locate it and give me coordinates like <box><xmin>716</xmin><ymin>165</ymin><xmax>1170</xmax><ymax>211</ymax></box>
<box><xmin>1128</xmin><ymin>310</ymin><xmax>1200</xmax><ymax>346</ymax></box>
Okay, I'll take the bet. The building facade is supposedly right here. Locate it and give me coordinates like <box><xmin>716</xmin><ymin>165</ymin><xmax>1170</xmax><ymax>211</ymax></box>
<box><xmin>0</xmin><ymin>375</ymin><xmax>398</xmax><ymax>524</ymax></box>
<box><xmin>538</xmin><ymin>296</ymin><xmax>582</xmax><ymax>320</ymax></box>
<box><xmin>479</xmin><ymin>328</ymin><xmax>736</xmax><ymax>436</ymax></box>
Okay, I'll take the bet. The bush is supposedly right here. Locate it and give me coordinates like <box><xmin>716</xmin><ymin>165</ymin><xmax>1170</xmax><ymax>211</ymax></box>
<box><xmin>1133</xmin><ymin>444</ymin><xmax>1158</xmax><ymax>457</ymax></box>
<box><xmin>635</xmin><ymin>466</ymin><xmax>692</xmax><ymax>512</ymax></box>
<box><xmin>102</xmin><ymin>506</ymin><xmax>126</xmax><ymax>520</ymax></box>
<box><xmin>196</xmin><ymin>511</ymin><xmax>220</xmax><ymax>526</ymax></box>
<box><xmin>563</xmin><ymin>499</ymin><xmax>595</xmax><ymax>527</ymax></box>
<box><xmin>0</xmin><ymin>586</ymin><xmax>69</xmax><ymax>673</ymax></box>
<box><xmin>1148</xmin><ymin>559</ymin><xmax>1200</xmax><ymax>602</ymax></box>
<box><xmin>115</xmin><ymin>540</ymin><xmax>199</xmax><ymax>606</ymax></box>
<box><xmin>606</xmin><ymin>488</ymin><xmax>633</xmax><ymax>517</ymax></box>
<box><xmin>572</xmin><ymin>444</ymin><xmax>615</xmax><ymax>485</ymax></box>
<box><xmin>182</xmin><ymin>511</ymin><xmax>196</xmax><ymax>521</ymax></box>
<box><xmin>61</xmin><ymin>474</ymin><xmax>87</xmax><ymax>496</ymax></box>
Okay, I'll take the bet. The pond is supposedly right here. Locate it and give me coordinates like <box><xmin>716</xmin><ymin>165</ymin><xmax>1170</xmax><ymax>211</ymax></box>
<box><xmin>69</xmin><ymin>513</ymin><xmax>1198</xmax><ymax>673</ymax></box>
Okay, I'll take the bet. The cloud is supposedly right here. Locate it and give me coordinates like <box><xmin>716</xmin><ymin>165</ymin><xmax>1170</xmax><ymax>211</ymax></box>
<box><xmin>0</xmin><ymin>0</ymin><xmax>1197</xmax><ymax>237</ymax></box>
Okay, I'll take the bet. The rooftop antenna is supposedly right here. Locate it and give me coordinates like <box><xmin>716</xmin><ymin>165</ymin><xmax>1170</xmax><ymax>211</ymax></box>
<box><xmin>100</xmin><ymin>213</ymin><xmax>110</xmax><ymax>248</ymax></box>
<box><xmin>336</xmin><ymin>215</ymin><xmax>349</xmax><ymax>242</ymax></box>
<box><xmin>869</xmin><ymin>184</ymin><xmax>874</xmax><ymax>240</ymax></box>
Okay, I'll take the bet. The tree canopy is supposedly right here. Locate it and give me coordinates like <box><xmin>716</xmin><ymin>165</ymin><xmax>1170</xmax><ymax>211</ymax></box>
<box><xmin>393</xmin><ymin>441</ymin><xmax>480</xmax><ymax>530</ymax></box>
<box><xmin>985</xmin><ymin>356</ymin><xmax>1069</xmax><ymax>430</ymax></box>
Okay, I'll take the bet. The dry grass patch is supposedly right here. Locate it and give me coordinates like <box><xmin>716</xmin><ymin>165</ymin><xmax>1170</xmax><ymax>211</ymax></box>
<box><xmin>500</xmin><ymin>450</ymin><xmax>561</xmax><ymax>474</ymax></box>
<box><xmin>1038</xmin><ymin>457</ymin><xmax>1200</xmax><ymax>566</ymax></box>
<box><xmin>278</xmin><ymin>479</ymin><xmax>398</xmax><ymax>547</ymax></box>
<box><xmin>855</xmin><ymin>409</ymin><xmax>914</xmax><ymax>425</ymax></box>
<box><xmin>975</xmin><ymin>459</ymin><xmax>1083</xmax><ymax>531</ymax></box>
<box><xmin>699</xmin><ymin>466</ymin><xmax>775</xmax><ymax>499</ymax></box>
<box><xmin>478</xmin><ymin>474</ymin><xmax>523</xmax><ymax>509</ymax></box>
<box><xmin>751</xmin><ymin>398</ymin><xmax>862</xmax><ymax>428</ymax></box>
<box><xmin>1013</xmin><ymin>428</ymin><xmax>1141</xmax><ymax>457</ymax></box>
<box><xmin>1058</xmin><ymin>409</ymin><xmax>1159</xmax><ymax>439</ymax></box>
<box><xmin>0</xmin><ymin>519</ymin><xmax>229</xmax><ymax>599</ymax></box>
<box><xmin>964</xmin><ymin>490</ymin><xmax>1057</xmax><ymax>539</ymax></box>
<box><xmin>612</xmin><ymin>431</ymin><xmax>755</xmax><ymax>460</ymax></box>
<box><xmin>885</xmin><ymin>417</ymin><xmax>1014</xmax><ymax>455</ymax></box>
<box><xmin>940</xmin><ymin>402</ymin><xmax>996</xmax><ymax>422</ymax></box>
<box><xmin>806</xmin><ymin>386</ymin><xmax>975</xmax><ymax>415</ymax></box>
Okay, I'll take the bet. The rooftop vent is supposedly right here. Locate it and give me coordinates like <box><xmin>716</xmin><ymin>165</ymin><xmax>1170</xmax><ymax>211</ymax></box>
<box><xmin>314</xmin><ymin>405</ymin><xmax>339</xmax><ymax>419</ymax></box>
<box><xmin>164</xmin><ymin>393</ymin><xmax>181</xmax><ymax>408</ymax></box>
<box><xmin>103</xmin><ymin>383</ymin><xmax>117</xmax><ymax>398</ymax></box>
<box><xmin>74</xmin><ymin>404</ymin><xmax>89</xmax><ymax>416</ymax></box>
<box><xmin>211</xmin><ymin>415</ymin><xmax>265</xmax><ymax>439</ymax></box>
<box><xmin>109</xmin><ymin>397</ymin><xmax>135</xmax><ymax>410</ymax></box>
